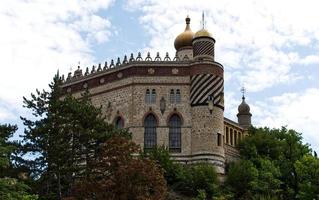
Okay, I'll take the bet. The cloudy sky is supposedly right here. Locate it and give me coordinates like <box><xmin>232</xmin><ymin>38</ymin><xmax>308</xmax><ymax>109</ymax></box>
<box><xmin>0</xmin><ymin>0</ymin><xmax>318</xmax><ymax>152</ymax></box>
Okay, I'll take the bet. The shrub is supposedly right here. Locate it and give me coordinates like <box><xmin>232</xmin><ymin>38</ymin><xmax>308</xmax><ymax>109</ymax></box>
<box><xmin>174</xmin><ymin>163</ymin><xmax>218</xmax><ymax>198</ymax></box>
<box><xmin>142</xmin><ymin>146</ymin><xmax>181</xmax><ymax>185</ymax></box>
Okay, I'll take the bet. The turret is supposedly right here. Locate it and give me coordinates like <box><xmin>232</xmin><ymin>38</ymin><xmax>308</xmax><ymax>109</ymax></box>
<box><xmin>189</xmin><ymin>13</ymin><xmax>225</xmax><ymax>174</ymax></box>
<box><xmin>192</xmin><ymin>12</ymin><xmax>215</xmax><ymax>61</ymax></box>
<box><xmin>237</xmin><ymin>88</ymin><xmax>252</xmax><ymax>129</ymax></box>
<box><xmin>174</xmin><ymin>16</ymin><xmax>194</xmax><ymax>60</ymax></box>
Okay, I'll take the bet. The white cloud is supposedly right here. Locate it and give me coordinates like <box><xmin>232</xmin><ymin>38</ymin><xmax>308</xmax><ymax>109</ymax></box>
<box><xmin>124</xmin><ymin>0</ymin><xmax>319</xmax><ymax>92</ymax></box>
<box><xmin>299</xmin><ymin>55</ymin><xmax>319</xmax><ymax>65</ymax></box>
<box><xmin>253</xmin><ymin>88</ymin><xmax>319</xmax><ymax>151</ymax></box>
<box><xmin>0</xmin><ymin>0</ymin><xmax>114</xmax><ymax>123</ymax></box>
<box><xmin>124</xmin><ymin>0</ymin><xmax>319</xmax><ymax>150</ymax></box>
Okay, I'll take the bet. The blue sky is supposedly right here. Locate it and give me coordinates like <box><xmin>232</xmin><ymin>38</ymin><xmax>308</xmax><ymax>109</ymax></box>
<box><xmin>0</xmin><ymin>0</ymin><xmax>319</xmax><ymax>152</ymax></box>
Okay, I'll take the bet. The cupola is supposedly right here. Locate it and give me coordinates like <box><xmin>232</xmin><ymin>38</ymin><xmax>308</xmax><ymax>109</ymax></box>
<box><xmin>192</xmin><ymin>12</ymin><xmax>215</xmax><ymax>61</ymax></box>
<box><xmin>238</xmin><ymin>96</ymin><xmax>251</xmax><ymax>115</ymax></box>
<box><xmin>174</xmin><ymin>16</ymin><xmax>194</xmax><ymax>51</ymax></box>
<box><xmin>237</xmin><ymin>88</ymin><xmax>252</xmax><ymax>129</ymax></box>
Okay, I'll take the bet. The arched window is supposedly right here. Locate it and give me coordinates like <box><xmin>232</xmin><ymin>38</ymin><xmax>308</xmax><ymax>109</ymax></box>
<box><xmin>169</xmin><ymin>114</ymin><xmax>181</xmax><ymax>152</ymax></box>
<box><xmin>144</xmin><ymin>114</ymin><xmax>157</xmax><ymax>149</ymax></box>
<box><xmin>145</xmin><ymin>89</ymin><xmax>150</xmax><ymax>103</ymax></box>
<box><xmin>114</xmin><ymin>116</ymin><xmax>124</xmax><ymax>129</ymax></box>
<box><xmin>170</xmin><ymin>89</ymin><xmax>175</xmax><ymax>103</ymax></box>
<box><xmin>151</xmin><ymin>89</ymin><xmax>156</xmax><ymax>103</ymax></box>
<box><xmin>176</xmin><ymin>89</ymin><xmax>181</xmax><ymax>103</ymax></box>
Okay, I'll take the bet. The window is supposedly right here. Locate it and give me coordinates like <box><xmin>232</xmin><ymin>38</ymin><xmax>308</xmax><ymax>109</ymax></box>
<box><xmin>151</xmin><ymin>89</ymin><xmax>156</xmax><ymax>103</ymax></box>
<box><xmin>145</xmin><ymin>89</ymin><xmax>151</xmax><ymax>103</ymax></box>
<box><xmin>114</xmin><ymin>117</ymin><xmax>124</xmax><ymax>129</ymax></box>
<box><xmin>169</xmin><ymin>114</ymin><xmax>181</xmax><ymax>152</ymax></box>
<box><xmin>169</xmin><ymin>89</ymin><xmax>181</xmax><ymax>104</ymax></box>
<box><xmin>217</xmin><ymin>133</ymin><xmax>222</xmax><ymax>146</ymax></box>
<box><xmin>170</xmin><ymin>89</ymin><xmax>175</xmax><ymax>103</ymax></box>
<box><xmin>144</xmin><ymin>114</ymin><xmax>157</xmax><ymax>149</ymax></box>
<box><xmin>145</xmin><ymin>89</ymin><xmax>156</xmax><ymax>104</ymax></box>
<box><xmin>176</xmin><ymin>89</ymin><xmax>181</xmax><ymax>103</ymax></box>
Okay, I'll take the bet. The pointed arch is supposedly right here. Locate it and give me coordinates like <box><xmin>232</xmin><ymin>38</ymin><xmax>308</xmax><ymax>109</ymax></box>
<box><xmin>169</xmin><ymin>114</ymin><xmax>182</xmax><ymax>152</ymax></box>
<box><xmin>144</xmin><ymin>113</ymin><xmax>157</xmax><ymax>149</ymax></box>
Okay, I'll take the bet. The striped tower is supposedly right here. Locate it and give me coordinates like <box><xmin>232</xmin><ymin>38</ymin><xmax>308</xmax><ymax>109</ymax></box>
<box><xmin>190</xmin><ymin>13</ymin><xmax>225</xmax><ymax>173</ymax></box>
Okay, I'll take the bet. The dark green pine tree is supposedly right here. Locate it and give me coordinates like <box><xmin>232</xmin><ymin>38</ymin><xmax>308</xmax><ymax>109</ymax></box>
<box><xmin>20</xmin><ymin>73</ymin><xmax>130</xmax><ymax>199</ymax></box>
<box><xmin>0</xmin><ymin>124</ymin><xmax>37</xmax><ymax>199</ymax></box>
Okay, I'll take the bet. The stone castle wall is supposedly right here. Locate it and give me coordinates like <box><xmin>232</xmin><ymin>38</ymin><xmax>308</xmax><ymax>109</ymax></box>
<box><xmin>62</xmin><ymin>60</ymin><xmax>244</xmax><ymax>174</ymax></box>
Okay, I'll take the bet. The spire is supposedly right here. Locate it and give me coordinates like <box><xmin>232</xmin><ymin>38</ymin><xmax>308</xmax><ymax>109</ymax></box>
<box><xmin>186</xmin><ymin>15</ymin><xmax>190</xmax><ymax>24</ymax></box>
<box><xmin>201</xmin><ymin>11</ymin><xmax>206</xmax><ymax>29</ymax></box>
<box><xmin>241</xmin><ymin>86</ymin><xmax>246</xmax><ymax>100</ymax></box>
<box><xmin>185</xmin><ymin>15</ymin><xmax>191</xmax><ymax>31</ymax></box>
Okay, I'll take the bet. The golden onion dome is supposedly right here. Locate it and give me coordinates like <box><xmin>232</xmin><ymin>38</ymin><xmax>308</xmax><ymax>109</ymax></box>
<box><xmin>194</xmin><ymin>28</ymin><xmax>212</xmax><ymax>38</ymax></box>
<box><xmin>174</xmin><ymin>16</ymin><xmax>194</xmax><ymax>51</ymax></box>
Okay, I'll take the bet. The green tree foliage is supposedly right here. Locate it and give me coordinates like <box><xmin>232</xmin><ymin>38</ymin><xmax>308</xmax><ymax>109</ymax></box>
<box><xmin>145</xmin><ymin>146</ymin><xmax>218</xmax><ymax>199</ymax></box>
<box><xmin>0</xmin><ymin>124</ymin><xmax>38</xmax><ymax>200</ymax></box>
<box><xmin>20</xmin><ymin>73</ymin><xmax>130</xmax><ymax>199</ymax></box>
<box><xmin>226</xmin><ymin>160</ymin><xmax>258</xmax><ymax>199</ymax></box>
<box><xmin>142</xmin><ymin>146</ymin><xmax>181</xmax><ymax>184</ymax></box>
<box><xmin>70</xmin><ymin>135</ymin><xmax>167</xmax><ymax>200</ymax></box>
<box><xmin>295</xmin><ymin>155</ymin><xmax>319</xmax><ymax>199</ymax></box>
<box><xmin>227</xmin><ymin>126</ymin><xmax>314</xmax><ymax>200</ymax></box>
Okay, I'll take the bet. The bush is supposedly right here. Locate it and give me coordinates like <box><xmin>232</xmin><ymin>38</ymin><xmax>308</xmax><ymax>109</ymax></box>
<box><xmin>226</xmin><ymin>160</ymin><xmax>258</xmax><ymax>199</ymax></box>
<box><xmin>174</xmin><ymin>163</ymin><xmax>218</xmax><ymax>198</ymax></box>
<box><xmin>145</xmin><ymin>147</ymin><xmax>218</xmax><ymax>199</ymax></box>
<box><xmin>142</xmin><ymin>146</ymin><xmax>181</xmax><ymax>185</ymax></box>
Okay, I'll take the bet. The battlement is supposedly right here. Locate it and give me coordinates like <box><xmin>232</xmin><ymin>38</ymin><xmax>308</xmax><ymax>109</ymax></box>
<box><xmin>62</xmin><ymin>52</ymin><xmax>195</xmax><ymax>84</ymax></box>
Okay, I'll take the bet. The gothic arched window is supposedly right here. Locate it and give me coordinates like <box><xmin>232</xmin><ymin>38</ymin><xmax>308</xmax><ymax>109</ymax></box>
<box><xmin>169</xmin><ymin>114</ymin><xmax>182</xmax><ymax>152</ymax></box>
<box><xmin>144</xmin><ymin>114</ymin><xmax>157</xmax><ymax>149</ymax></box>
<box><xmin>114</xmin><ymin>116</ymin><xmax>124</xmax><ymax>129</ymax></box>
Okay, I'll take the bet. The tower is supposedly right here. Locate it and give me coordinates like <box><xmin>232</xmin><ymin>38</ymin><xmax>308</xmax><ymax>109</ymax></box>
<box><xmin>186</xmin><ymin>13</ymin><xmax>225</xmax><ymax>173</ymax></box>
<box><xmin>237</xmin><ymin>88</ymin><xmax>252</xmax><ymax>129</ymax></box>
<box><xmin>192</xmin><ymin>12</ymin><xmax>216</xmax><ymax>61</ymax></box>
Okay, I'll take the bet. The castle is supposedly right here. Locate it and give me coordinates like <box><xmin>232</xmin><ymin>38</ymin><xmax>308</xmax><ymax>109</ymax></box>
<box><xmin>61</xmin><ymin>15</ymin><xmax>252</xmax><ymax>174</ymax></box>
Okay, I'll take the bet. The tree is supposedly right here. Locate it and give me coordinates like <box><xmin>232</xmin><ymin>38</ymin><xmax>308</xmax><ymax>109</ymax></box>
<box><xmin>232</xmin><ymin>126</ymin><xmax>312</xmax><ymax>200</ymax></box>
<box><xmin>226</xmin><ymin>160</ymin><xmax>258</xmax><ymax>199</ymax></box>
<box><xmin>20</xmin><ymin>73</ymin><xmax>129</xmax><ymax>199</ymax></box>
<box><xmin>295</xmin><ymin>155</ymin><xmax>319</xmax><ymax>199</ymax></box>
<box><xmin>70</xmin><ymin>135</ymin><xmax>167</xmax><ymax>200</ymax></box>
<box><xmin>142</xmin><ymin>146</ymin><xmax>181</xmax><ymax>185</ymax></box>
<box><xmin>0</xmin><ymin>124</ymin><xmax>38</xmax><ymax>200</ymax></box>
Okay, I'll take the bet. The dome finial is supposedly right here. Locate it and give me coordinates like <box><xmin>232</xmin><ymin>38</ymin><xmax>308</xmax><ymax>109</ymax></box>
<box><xmin>201</xmin><ymin>11</ymin><xmax>206</xmax><ymax>29</ymax></box>
<box><xmin>241</xmin><ymin>86</ymin><xmax>246</xmax><ymax>100</ymax></box>
<box><xmin>186</xmin><ymin>15</ymin><xmax>190</xmax><ymax>25</ymax></box>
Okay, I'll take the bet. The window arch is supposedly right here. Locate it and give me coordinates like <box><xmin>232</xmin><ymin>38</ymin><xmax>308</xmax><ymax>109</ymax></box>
<box><xmin>144</xmin><ymin>114</ymin><xmax>157</xmax><ymax>149</ymax></box>
<box><xmin>169</xmin><ymin>114</ymin><xmax>181</xmax><ymax>152</ymax></box>
<box><xmin>114</xmin><ymin>116</ymin><xmax>124</xmax><ymax>129</ymax></box>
